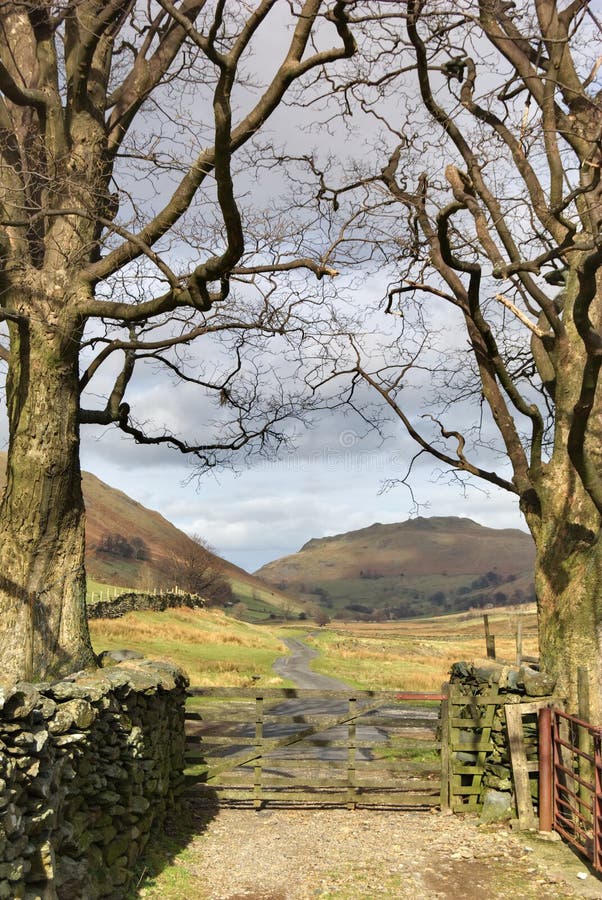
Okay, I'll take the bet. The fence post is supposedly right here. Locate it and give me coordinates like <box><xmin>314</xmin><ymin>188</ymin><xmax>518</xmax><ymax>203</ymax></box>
<box><xmin>594</xmin><ymin>733</ymin><xmax>602</xmax><ymax>871</ymax></box>
<box><xmin>483</xmin><ymin>614</ymin><xmax>496</xmax><ymax>659</ymax></box>
<box><xmin>506</xmin><ymin>704</ymin><xmax>538</xmax><ymax>830</ymax></box>
<box><xmin>254</xmin><ymin>696</ymin><xmax>264</xmax><ymax>809</ymax></box>
<box><xmin>577</xmin><ymin>667</ymin><xmax>594</xmax><ymax>825</ymax></box>
<box><xmin>515</xmin><ymin>617</ymin><xmax>523</xmax><ymax>666</ymax></box>
<box><xmin>538</xmin><ymin>706</ymin><xmax>553</xmax><ymax>832</ymax></box>
<box><xmin>439</xmin><ymin>682</ymin><xmax>451</xmax><ymax>812</ymax></box>
<box><xmin>347</xmin><ymin>697</ymin><xmax>357</xmax><ymax>810</ymax></box>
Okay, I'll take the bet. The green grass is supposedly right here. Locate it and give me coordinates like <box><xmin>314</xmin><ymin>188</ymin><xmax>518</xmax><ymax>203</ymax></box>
<box><xmin>126</xmin><ymin>809</ymin><xmax>210</xmax><ymax>900</ymax></box>
<box><xmin>229</xmin><ymin>576</ymin><xmax>303</xmax><ymax>622</ymax></box>
<box><xmin>90</xmin><ymin>597</ymin><xmax>539</xmax><ymax>694</ymax></box>
<box><xmin>298</xmin><ymin>570</ymin><xmax>534</xmax><ymax>619</ymax></box>
<box><xmin>302</xmin><ymin>606</ymin><xmax>539</xmax><ymax>691</ymax></box>
<box><xmin>89</xmin><ymin>606</ymin><xmax>291</xmax><ymax>687</ymax></box>
<box><xmin>130</xmin><ymin>843</ymin><xmax>201</xmax><ymax>899</ymax></box>
<box><xmin>373</xmin><ymin>736</ymin><xmax>440</xmax><ymax>765</ymax></box>
<box><xmin>86</xmin><ymin>578</ymin><xmax>133</xmax><ymax>603</ymax></box>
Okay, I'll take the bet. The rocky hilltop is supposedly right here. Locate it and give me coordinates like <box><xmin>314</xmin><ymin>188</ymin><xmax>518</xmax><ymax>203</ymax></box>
<box><xmin>255</xmin><ymin>517</ymin><xmax>535</xmax><ymax>619</ymax></box>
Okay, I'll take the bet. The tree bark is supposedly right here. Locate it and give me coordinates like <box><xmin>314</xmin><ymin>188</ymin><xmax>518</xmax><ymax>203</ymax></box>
<box><xmin>0</xmin><ymin>302</ymin><xmax>95</xmax><ymax>683</ymax></box>
<box><xmin>534</xmin><ymin>531</ymin><xmax>602</xmax><ymax>723</ymax></box>
<box><xmin>530</xmin><ymin>262</ymin><xmax>602</xmax><ymax>724</ymax></box>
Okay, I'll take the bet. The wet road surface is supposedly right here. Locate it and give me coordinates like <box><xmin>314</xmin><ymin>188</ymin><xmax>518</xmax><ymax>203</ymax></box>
<box><xmin>271</xmin><ymin>637</ymin><xmax>350</xmax><ymax>690</ymax></box>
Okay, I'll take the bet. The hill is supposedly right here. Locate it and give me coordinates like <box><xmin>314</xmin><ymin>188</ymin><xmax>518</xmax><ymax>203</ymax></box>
<box><xmin>0</xmin><ymin>453</ymin><xmax>301</xmax><ymax>621</ymax></box>
<box><xmin>254</xmin><ymin>517</ymin><xmax>536</xmax><ymax>619</ymax></box>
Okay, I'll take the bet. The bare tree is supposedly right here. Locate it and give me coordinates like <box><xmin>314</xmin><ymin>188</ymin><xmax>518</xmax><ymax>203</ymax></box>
<box><xmin>0</xmin><ymin>1</ymin><xmax>357</xmax><ymax>682</ymax></box>
<box><xmin>165</xmin><ymin>534</ymin><xmax>232</xmax><ymax>605</ymax></box>
<box><xmin>308</xmin><ymin>1</ymin><xmax>602</xmax><ymax>716</ymax></box>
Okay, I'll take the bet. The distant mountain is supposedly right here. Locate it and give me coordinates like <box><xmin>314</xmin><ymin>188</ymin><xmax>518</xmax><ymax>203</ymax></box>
<box><xmin>0</xmin><ymin>453</ymin><xmax>300</xmax><ymax>621</ymax></box>
<box><xmin>254</xmin><ymin>517</ymin><xmax>536</xmax><ymax>619</ymax></box>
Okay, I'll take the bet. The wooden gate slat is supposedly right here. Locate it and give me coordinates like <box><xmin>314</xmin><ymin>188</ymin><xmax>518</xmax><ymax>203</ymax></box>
<box><xmin>448</xmin><ymin>683</ymin><xmax>499</xmax><ymax>812</ymax></box>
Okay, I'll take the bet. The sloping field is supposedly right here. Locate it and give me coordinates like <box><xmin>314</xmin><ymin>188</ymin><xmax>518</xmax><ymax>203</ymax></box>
<box><xmin>257</xmin><ymin>517</ymin><xmax>534</xmax><ymax>581</ymax></box>
<box><xmin>89</xmin><ymin>607</ymin><xmax>290</xmax><ymax>687</ymax></box>
<box><xmin>90</xmin><ymin>601</ymin><xmax>538</xmax><ymax>693</ymax></box>
<box><xmin>304</xmin><ymin>604</ymin><xmax>540</xmax><ymax>691</ymax></box>
<box><xmin>255</xmin><ymin>517</ymin><xmax>535</xmax><ymax>618</ymax></box>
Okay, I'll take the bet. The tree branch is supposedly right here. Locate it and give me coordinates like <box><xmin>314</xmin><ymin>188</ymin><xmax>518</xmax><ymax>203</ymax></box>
<box><xmin>106</xmin><ymin>0</ymin><xmax>207</xmax><ymax>154</ymax></box>
<box><xmin>89</xmin><ymin>0</ymin><xmax>357</xmax><ymax>284</ymax></box>
<box><xmin>65</xmin><ymin>0</ymin><xmax>131</xmax><ymax>112</ymax></box>
<box><xmin>437</xmin><ymin>200</ymin><xmax>543</xmax><ymax>484</ymax></box>
<box><xmin>110</xmin><ymin>402</ymin><xmax>297</xmax><ymax>470</ymax></box>
<box><xmin>495</xmin><ymin>293</ymin><xmax>546</xmax><ymax>338</ymax></box>
<box><xmin>0</xmin><ymin>61</ymin><xmax>46</xmax><ymax>108</ymax></box>
<box><xmin>233</xmin><ymin>259</ymin><xmax>339</xmax><ymax>279</ymax></box>
<box><xmin>354</xmin><ymin>360</ymin><xmax>518</xmax><ymax>495</ymax></box>
<box><xmin>79</xmin><ymin>317</ymin><xmax>284</xmax><ymax>392</ymax></box>
<box><xmin>79</xmin><ymin>339</ymin><xmax>135</xmax><ymax>425</ymax></box>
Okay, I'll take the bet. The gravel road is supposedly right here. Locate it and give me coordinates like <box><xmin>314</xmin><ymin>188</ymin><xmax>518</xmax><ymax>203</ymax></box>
<box><xmin>271</xmin><ymin>638</ymin><xmax>350</xmax><ymax>690</ymax></box>
<box><xmin>140</xmin><ymin>804</ymin><xmax>602</xmax><ymax>899</ymax></box>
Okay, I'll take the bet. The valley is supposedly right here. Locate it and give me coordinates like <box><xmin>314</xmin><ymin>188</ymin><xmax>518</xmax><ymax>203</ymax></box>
<box><xmin>0</xmin><ymin>451</ymin><xmax>536</xmax><ymax>625</ymax></box>
<box><xmin>89</xmin><ymin>602</ymin><xmax>539</xmax><ymax>692</ymax></box>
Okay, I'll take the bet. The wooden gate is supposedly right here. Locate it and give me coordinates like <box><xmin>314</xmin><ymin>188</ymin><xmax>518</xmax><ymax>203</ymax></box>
<box><xmin>185</xmin><ymin>687</ymin><xmax>444</xmax><ymax>808</ymax></box>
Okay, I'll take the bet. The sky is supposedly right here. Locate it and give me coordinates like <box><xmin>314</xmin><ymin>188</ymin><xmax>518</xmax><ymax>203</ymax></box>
<box><xmin>72</xmin><ymin>279</ymin><xmax>529</xmax><ymax>575</ymax></box>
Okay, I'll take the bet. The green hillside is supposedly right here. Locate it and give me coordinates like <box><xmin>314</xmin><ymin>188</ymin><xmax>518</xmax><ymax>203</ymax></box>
<box><xmin>254</xmin><ymin>517</ymin><xmax>536</xmax><ymax>620</ymax></box>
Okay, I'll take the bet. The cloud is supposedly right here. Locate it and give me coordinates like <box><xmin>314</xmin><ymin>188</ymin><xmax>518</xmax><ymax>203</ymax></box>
<box><xmin>75</xmin><ymin>315</ymin><xmax>528</xmax><ymax>576</ymax></box>
<box><xmin>131</xmin><ymin>443</ymin><xmax>526</xmax><ymax>572</ymax></box>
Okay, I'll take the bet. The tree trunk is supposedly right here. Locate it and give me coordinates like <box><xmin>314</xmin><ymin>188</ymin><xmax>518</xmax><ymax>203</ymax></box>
<box><xmin>0</xmin><ymin>311</ymin><xmax>95</xmax><ymax>684</ymax></box>
<box><xmin>534</xmin><ymin>517</ymin><xmax>602</xmax><ymax>724</ymax></box>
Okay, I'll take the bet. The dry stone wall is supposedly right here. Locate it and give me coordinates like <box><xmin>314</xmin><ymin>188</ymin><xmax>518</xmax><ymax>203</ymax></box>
<box><xmin>449</xmin><ymin>659</ymin><xmax>556</xmax><ymax>823</ymax></box>
<box><xmin>87</xmin><ymin>591</ymin><xmax>204</xmax><ymax>619</ymax></box>
<box><xmin>0</xmin><ymin>658</ymin><xmax>188</xmax><ymax>899</ymax></box>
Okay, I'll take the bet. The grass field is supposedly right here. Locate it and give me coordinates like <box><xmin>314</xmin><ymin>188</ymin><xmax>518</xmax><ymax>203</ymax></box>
<box><xmin>297</xmin><ymin>570</ymin><xmax>534</xmax><ymax>619</ymax></box>
<box><xmin>228</xmin><ymin>576</ymin><xmax>304</xmax><ymax>622</ymax></box>
<box><xmin>89</xmin><ymin>607</ymin><xmax>291</xmax><ymax>687</ymax></box>
<box><xmin>90</xmin><ymin>599</ymin><xmax>539</xmax><ymax>693</ymax></box>
<box><xmin>86</xmin><ymin>578</ymin><xmax>133</xmax><ymax>603</ymax></box>
<box><xmin>302</xmin><ymin>604</ymin><xmax>539</xmax><ymax>691</ymax></box>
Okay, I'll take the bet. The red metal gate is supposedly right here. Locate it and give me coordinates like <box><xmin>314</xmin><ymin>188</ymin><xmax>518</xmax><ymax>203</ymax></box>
<box><xmin>540</xmin><ymin>707</ymin><xmax>602</xmax><ymax>872</ymax></box>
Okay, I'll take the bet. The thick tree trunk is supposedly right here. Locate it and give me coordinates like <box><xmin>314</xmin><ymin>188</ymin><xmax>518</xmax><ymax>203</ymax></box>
<box><xmin>0</xmin><ymin>312</ymin><xmax>95</xmax><ymax>684</ymax></box>
<box><xmin>527</xmin><ymin>259</ymin><xmax>602</xmax><ymax>724</ymax></box>
<box><xmin>533</xmin><ymin>511</ymin><xmax>602</xmax><ymax>723</ymax></box>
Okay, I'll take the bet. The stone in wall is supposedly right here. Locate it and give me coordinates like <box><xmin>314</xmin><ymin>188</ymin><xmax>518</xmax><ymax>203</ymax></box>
<box><xmin>0</xmin><ymin>659</ymin><xmax>188</xmax><ymax>899</ymax></box>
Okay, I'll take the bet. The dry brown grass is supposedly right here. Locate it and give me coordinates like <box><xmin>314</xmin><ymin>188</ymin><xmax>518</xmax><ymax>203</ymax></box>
<box><xmin>93</xmin><ymin>617</ymin><xmax>274</xmax><ymax>649</ymax></box>
<box><xmin>89</xmin><ymin>606</ymin><xmax>288</xmax><ymax>687</ymax></box>
<box><xmin>90</xmin><ymin>601</ymin><xmax>540</xmax><ymax>693</ymax></box>
<box><xmin>304</xmin><ymin>604</ymin><xmax>540</xmax><ymax>691</ymax></box>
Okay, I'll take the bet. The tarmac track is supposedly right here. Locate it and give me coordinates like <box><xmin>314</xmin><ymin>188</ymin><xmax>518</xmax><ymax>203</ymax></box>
<box><xmin>271</xmin><ymin>636</ymin><xmax>350</xmax><ymax>691</ymax></box>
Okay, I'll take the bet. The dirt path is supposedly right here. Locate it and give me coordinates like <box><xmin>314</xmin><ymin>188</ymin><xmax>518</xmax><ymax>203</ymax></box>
<box><xmin>272</xmin><ymin>638</ymin><xmax>350</xmax><ymax>690</ymax></box>
<box><xmin>138</xmin><ymin>803</ymin><xmax>602</xmax><ymax>899</ymax></box>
